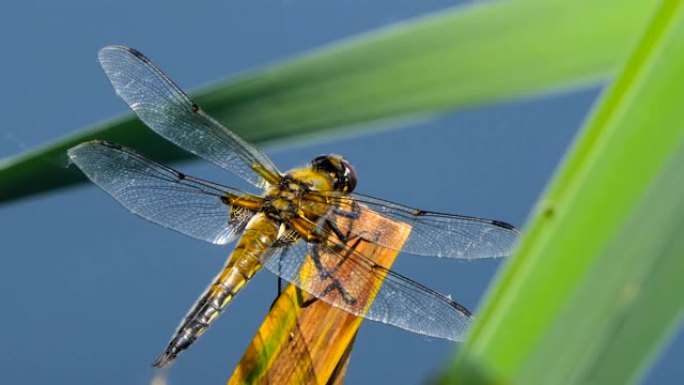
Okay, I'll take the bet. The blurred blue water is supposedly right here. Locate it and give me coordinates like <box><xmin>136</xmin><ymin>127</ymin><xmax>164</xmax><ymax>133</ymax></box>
<box><xmin>0</xmin><ymin>1</ymin><xmax>681</xmax><ymax>384</ymax></box>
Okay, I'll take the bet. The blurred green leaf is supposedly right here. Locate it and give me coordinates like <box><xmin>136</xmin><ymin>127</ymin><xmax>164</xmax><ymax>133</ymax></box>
<box><xmin>444</xmin><ymin>0</ymin><xmax>684</xmax><ymax>383</ymax></box>
<box><xmin>0</xmin><ymin>0</ymin><xmax>656</xmax><ymax>203</ymax></box>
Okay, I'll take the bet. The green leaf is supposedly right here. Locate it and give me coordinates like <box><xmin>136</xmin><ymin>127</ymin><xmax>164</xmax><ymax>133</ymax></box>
<box><xmin>0</xmin><ymin>0</ymin><xmax>656</xmax><ymax>204</ymax></box>
<box><xmin>444</xmin><ymin>0</ymin><xmax>684</xmax><ymax>383</ymax></box>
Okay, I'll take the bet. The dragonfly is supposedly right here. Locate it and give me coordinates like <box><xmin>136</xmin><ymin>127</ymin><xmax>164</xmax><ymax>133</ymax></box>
<box><xmin>68</xmin><ymin>45</ymin><xmax>519</xmax><ymax>368</ymax></box>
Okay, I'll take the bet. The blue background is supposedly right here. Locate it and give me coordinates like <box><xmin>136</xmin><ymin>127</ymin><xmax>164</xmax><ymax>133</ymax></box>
<box><xmin>0</xmin><ymin>1</ymin><xmax>681</xmax><ymax>384</ymax></box>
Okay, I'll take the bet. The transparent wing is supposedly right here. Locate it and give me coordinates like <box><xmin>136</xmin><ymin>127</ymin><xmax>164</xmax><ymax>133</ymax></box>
<box><xmin>319</xmin><ymin>193</ymin><xmax>519</xmax><ymax>259</ymax></box>
<box><xmin>68</xmin><ymin>140</ymin><xmax>259</xmax><ymax>245</ymax></box>
<box><xmin>97</xmin><ymin>45</ymin><xmax>281</xmax><ymax>189</ymax></box>
<box><xmin>263</xmin><ymin>232</ymin><xmax>472</xmax><ymax>341</ymax></box>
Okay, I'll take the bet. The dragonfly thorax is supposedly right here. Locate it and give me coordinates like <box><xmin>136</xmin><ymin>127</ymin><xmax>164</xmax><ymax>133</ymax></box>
<box><xmin>261</xmin><ymin>165</ymin><xmax>345</xmax><ymax>224</ymax></box>
<box><xmin>260</xmin><ymin>173</ymin><xmax>318</xmax><ymax>222</ymax></box>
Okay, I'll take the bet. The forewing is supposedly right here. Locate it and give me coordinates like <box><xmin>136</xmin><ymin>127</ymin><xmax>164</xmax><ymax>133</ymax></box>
<box><xmin>262</xmin><ymin>233</ymin><xmax>472</xmax><ymax>341</ymax></box>
<box><xmin>68</xmin><ymin>141</ymin><xmax>258</xmax><ymax>245</ymax></box>
<box><xmin>97</xmin><ymin>45</ymin><xmax>281</xmax><ymax>189</ymax></box>
<box><xmin>323</xmin><ymin>193</ymin><xmax>519</xmax><ymax>259</ymax></box>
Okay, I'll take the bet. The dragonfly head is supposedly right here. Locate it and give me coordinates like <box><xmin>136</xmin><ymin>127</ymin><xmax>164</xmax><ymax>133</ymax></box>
<box><xmin>311</xmin><ymin>154</ymin><xmax>357</xmax><ymax>193</ymax></box>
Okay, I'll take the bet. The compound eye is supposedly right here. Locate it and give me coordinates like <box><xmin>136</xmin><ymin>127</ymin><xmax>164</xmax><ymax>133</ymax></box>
<box><xmin>311</xmin><ymin>155</ymin><xmax>332</xmax><ymax>171</ymax></box>
<box><xmin>311</xmin><ymin>155</ymin><xmax>357</xmax><ymax>192</ymax></box>
<box><xmin>340</xmin><ymin>158</ymin><xmax>357</xmax><ymax>193</ymax></box>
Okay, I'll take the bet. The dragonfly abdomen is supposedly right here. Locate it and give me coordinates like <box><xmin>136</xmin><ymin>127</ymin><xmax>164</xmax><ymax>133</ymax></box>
<box><xmin>152</xmin><ymin>214</ymin><xmax>280</xmax><ymax>367</ymax></box>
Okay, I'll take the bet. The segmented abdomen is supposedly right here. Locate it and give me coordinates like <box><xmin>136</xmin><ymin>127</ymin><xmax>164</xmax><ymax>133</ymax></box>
<box><xmin>153</xmin><ymin>214</ymin><xmax>280</xmax><ymax>367</ymax></box>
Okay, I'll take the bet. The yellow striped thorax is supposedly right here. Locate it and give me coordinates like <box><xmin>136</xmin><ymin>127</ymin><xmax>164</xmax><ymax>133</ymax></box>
<box><xmin>259</xmin><ymin>154</ymin><xmax>357</xmax><ymax>224</ymax></box>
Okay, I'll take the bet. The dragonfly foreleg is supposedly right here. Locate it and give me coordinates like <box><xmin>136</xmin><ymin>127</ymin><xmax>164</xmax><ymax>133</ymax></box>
<box><xmin>304</xmin><ymin>243</ymin><xmax>360</xmax><ymax>306</ymax></box>
<box><xmin>331</xmin><ymin>200</ymin><xmax>362</xmax><ymax>219</ymax></box>
<box><xmin>330</xmin><ymin>203</ymin><xmax>382</xmax><ymax>245</ymax></box>
<box><xmin>325</xmin><ymin>217</ymin><xmax>359</xmax><ymax>245</ymax></box>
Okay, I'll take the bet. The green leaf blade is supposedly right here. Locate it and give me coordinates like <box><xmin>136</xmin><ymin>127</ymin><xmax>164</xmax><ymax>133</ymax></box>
<box><xmin>0</xmin><ymin>0</ymin><xmax>656</xmax><ymax>204</ymax></box>
<box><xmin>445</xmin><ymin>0</ymin><xmax>684</xmax><ymax>383</ymax></box>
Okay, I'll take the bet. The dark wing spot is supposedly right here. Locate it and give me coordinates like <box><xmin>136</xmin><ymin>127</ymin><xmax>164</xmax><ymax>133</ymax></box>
<box><xmin>450</xmin><ymin>301</ymin><xmax>473</xmax><ymax>317</ymax></box>
<box><xmin>126</xmin><ymin>47</ymin><xmax>150</xmax><ymax>63</ymax></box>
<box><xmin>98</xmin><ymin>140</ymin><xmax>123</xmax><ymax>150</ymax></box>
<box><xmin>491</xmin><ymin>220</ymin><xmax>517</xmax><ymax>231</ymax></box>
<box><xmin>176</xmin><ymin>171</ymin><xmax>186</xmax><ymax>180</ymax></box>
<box><xmin>191</xmin><ymin>103</ymin><xmax>200</xmax><ymax>113</ymax></box>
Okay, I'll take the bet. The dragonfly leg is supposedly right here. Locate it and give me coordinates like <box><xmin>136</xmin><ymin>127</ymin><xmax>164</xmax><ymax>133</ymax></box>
<box><xmin>329</xmin><ymin>204</ymin><xmax>383</xmax><ymax>245</ymax></box>
<box><xmin>268</xmin><ymin>276</ymin><xmax>284</xmax><ymax>311</ymax></box>
<box><xmin>270</xmin><ymin>246</ymin><xmax>294</xmax><ymax>309</ymax></box>
<box><xmin>302</xmin><ymin>237</ymin><xmax>365</xmax><ymax>307</ymax></box>
<box><xmin>326</xmin><ymin>218</ymin><xmax>358</xmax><ymax>245</ymax></box>
<box><xmin>331</xmin><ymin>200</ymin><xmax>362</xmax><ymax>219</ymax></box>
